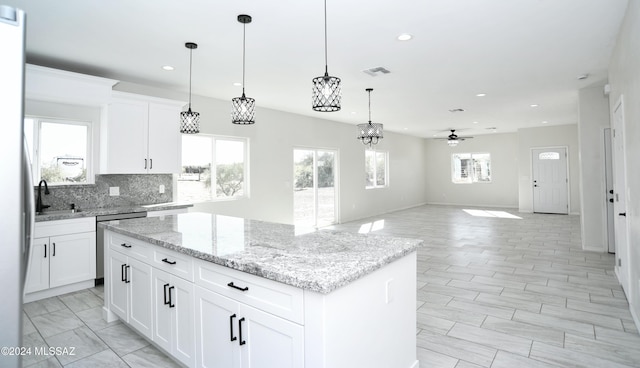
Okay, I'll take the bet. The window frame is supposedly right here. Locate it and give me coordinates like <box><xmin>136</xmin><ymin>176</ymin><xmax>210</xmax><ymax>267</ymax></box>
<box><xmin>365</xmin><ymin>149</ymin><xmax>389</xmax><ymax>189</ymax></box>
<box><xmin>451</xmin><ymin>152</ymin><xmax>491</xmax><ymax>184</ymax></box>
<box><xmin>178</xmin><ymin>134</ymin><xmax>250</xmax><ymax>202</ymax></box>
<box><xmin>25</xmin><ymin>116</ymin><xmax>94</xmax><ymax>186</ymax></box>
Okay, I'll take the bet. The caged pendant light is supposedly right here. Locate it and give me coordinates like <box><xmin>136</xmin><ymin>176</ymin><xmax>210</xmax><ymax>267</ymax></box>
<box><xmin>312</xmin><ymin>0</ymin><xmax>341</xmax><ymax>112</ymax></box>
<box><xmin>231</xmin><ymin>14</ymin><xmax>255</xmax><ymax>125</ymax></box>
<box><xmin>357</xmin><ymin>88</ymin><xmax>384</xmax><ymax>146</ymax></box>
<box><xmin>180</xmin><ymin>42</ymin><xmax>200</xmax><ymax>134</ymax></box>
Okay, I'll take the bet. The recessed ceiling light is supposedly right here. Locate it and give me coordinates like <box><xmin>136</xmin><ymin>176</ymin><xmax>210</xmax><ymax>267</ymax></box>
<box><xmin>351</xmin><ymin>111</ymin><xmax>357</xmax><ymax>115</ymax></box>
<box><xmin>530</xmin><ymin>104</ymin><xmax>539</xmax><ymax>108</ymax></box>
<box><xmin>397</xmin><ymin>33</ymin><xmax>413</xmax><ymax>41</ymax></box>
<box><xmin>476</xmin><ymin>93</ymin><xmax>486</xmax><ymax>97</ymax></box>
<box><xmin>233</xmin><ymin>82</ymin><xmax>242</xmax><ymax>87</ymax></box>
<box><xmin>472</xmin><ymin>121</ymin><xmax>479</xmax><ymax>124</ymax></box>
<box><xmin>403</xmin><ymin>128</ymin><xmax>408</xmax><ymax>130</ymax></box>
<box><xmin>162</xmin><ymin>65</ymin><xmax>174</xmax><ymax>71</ymax></box>
<box><xmin>542</xmin><ymin>121</ymin><xmax>549</xmax><ymax>124</ymax></box>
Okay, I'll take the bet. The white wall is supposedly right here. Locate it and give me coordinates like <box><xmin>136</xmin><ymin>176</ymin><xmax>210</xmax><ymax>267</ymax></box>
<box><xmin>424</xmin><ymin>133</ymin><xmax>519</xmax><ymax>208</ymax></box>
<box><xmin>608</xmin><ymin>0</ymin><xmax>640</xmax><ymax>328</ymax></box>
<box><xmin>114</xmin><ymin>82</ymin><xmax>426</xmax><ymax>224</ymax></box>
<box><xmin>578</xmin><ymin>85</ymin><xmax>611</xmax><ymax>251</ymax></box>
<box><xmin>517</xmin><ymin>125</ymin><xmax>580</xmax><ymax>214</ymax></box>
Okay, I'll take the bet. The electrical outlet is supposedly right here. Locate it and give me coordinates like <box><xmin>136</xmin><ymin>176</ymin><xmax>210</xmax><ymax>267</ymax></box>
<box><xmin>109</xmin><ymin>187</ymin><xmax>120</xmax><ymax>196</ymax></box>
<box><xmin>385</xmin><ymin>278</ymin><xmax>394</xmax><ymax>304</ymax></box>
<box><xmin>159</xmin><ymin>184</ymin><xmax>165</xmax><ymax>194</ymax></box>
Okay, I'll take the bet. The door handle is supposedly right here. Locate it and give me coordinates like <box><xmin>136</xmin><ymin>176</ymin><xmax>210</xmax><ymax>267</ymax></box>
<box><xmin>52</xmin><ymin>243</ymin><xmax>56</xmax><ymax>256</ymax></box>
<box><xmin>609</xmin><ymin>190</ymin><xmax>614</xmax><ymax>194</ymax></box>
<box><xmin>163</xmin><ymin>283</ymin><xmax>170</xmax><ymax>305</ymax></box>
<box><xmin>150</xmin><ymin>158</ymin><xmax>153</xmax><ymax>170</ymax></box>
<box><xmin>144</xmin><ymin>159</ymin><xmax>147</xmax><ymax>169</ymax></box>
<box><xmin>609</xmin><ymin>198</ymin><xmax>614</xmax><ymax>203</ymax></box>
<box><xmin>125</xmin><ymin>265</ymin><xmax>131</xmax><ymax>283</ymax></box>
<box><xmin>121</xmin><ymin>264</ymin><xmax>126</xmax><ymax>282</ymax></box>
<box><xmin>44</xmin><ymin>243</ymin><xmax>47</xmax><ymax>258</ymax></box>
<box><xmin>230</xmin><ymin>314</ymin><xmax>237</xmax><ymax>341</ymax></box>
<box><xmin>162</xmin><ymin>258</ymin><xmax>176</xmax><ymax>265</ymax></box>
<box><xmin>619</xmin><ymin>213</ymin><xmax>626</xmax><ymax>217</ymax></box>
<box><xmin>239</xmin><ymin>317</ymin><xmax>246</xmax><ymax>346</ymax></box>
<box><xmin>168</xmin><ymin>286</ymin><xmax>175</xmax><ymax>308</ymax></box>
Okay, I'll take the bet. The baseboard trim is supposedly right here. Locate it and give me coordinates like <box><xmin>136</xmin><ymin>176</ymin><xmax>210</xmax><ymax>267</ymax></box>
<box><xmin>425</xmin><ymin>202</ymin><xmax>519</xmax><ymax>210</ymax></box>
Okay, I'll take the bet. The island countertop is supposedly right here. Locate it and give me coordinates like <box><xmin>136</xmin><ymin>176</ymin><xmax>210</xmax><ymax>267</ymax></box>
<box><xmin>99</xmin><ymin>212</ymin><xmax>422</xmax><ymax>293</ymax></box>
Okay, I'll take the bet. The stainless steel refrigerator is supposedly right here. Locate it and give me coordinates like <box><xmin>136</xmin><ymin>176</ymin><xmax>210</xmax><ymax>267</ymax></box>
<box><xmin>0</xmin><ymin>5</ymin><xmax>32</xmax><ymax>367</ymax></box>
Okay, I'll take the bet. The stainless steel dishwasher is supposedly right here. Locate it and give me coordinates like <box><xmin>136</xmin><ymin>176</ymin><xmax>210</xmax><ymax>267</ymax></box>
<box><xmin>96</xmin><ymin>212</ymin><xmax>147</xmax><ymax>283</ymax></box>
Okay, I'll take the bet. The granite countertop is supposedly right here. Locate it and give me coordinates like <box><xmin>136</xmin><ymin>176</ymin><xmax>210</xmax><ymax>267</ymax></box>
<box><xmin>100</xmin><ymin>212</ymin><xmax>422</xmax><ymax>294</ymax></box>
<box><xmin>35</xmin><ymin>202</ymin><xmax>193</xmax><ymax>222</ymax></box>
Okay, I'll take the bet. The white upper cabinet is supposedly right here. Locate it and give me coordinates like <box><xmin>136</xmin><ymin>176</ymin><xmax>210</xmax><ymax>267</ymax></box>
<box><xmin>101</xmin><ymin>92</ymin><xmax>185</xmax><ymax>174</ymax></box>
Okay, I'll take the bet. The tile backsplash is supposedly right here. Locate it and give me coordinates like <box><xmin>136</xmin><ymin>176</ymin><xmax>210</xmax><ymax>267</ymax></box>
<box><xmin>34</xmin><ymin>174</ymin><xmax>173</xmax><ymax>211</ymax></box>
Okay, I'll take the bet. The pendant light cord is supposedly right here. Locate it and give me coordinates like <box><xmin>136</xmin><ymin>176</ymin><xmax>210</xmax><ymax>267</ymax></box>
<box><xmin>242</xmin><ymin>22</ymin><xmax>247</xmax><ymax>97</ymax></box>
<box><xmin>324</xmin><ymin>0</ymin><xmax>328</xmax><ymax>75</ymax></box>
<box><xmin>368</xmin><ymin>90</ymin><xmax>372</xmax><ymax>124</ymax></box>
<box><xmin>188</xmin><ymin>47</ymin><xmax>193</xmax><ymax>109</ymax></box>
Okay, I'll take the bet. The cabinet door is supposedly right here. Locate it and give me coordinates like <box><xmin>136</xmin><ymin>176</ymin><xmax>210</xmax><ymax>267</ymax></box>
<box><xmin>105</xmin><ymin>100</ymin><xmax>149</xmax><ymax>174</ymax></box>
<box><xmin>49</xmin><ymin>232</ymin><xmax>96</xmax><ymax>288</ymax></box>
<box><xmin>195</xmin><ymin>286</ymin><xmax>240</xmax><ymax>368</ymax></box>
<box><xmin>148</xmin><ymin>103</ymin><xmax>181</xmax><ymax>173</ymax></box>
<box><xmin>25</xmin><ymin>238</ymin><xmax>50</xmax><ymax>293</ymax></box>
<box><xmin>128</xmin><ymin>257</ymin><xmax>153</xmax><ymax>339</ymax></box>
<box><xmin>172</xmin><ymin>275</ymin><xmax>196</xmax><ymax>367</ymax></box>
<box><xmin>239</xmin><ymin>304</ymin><xmax>304</xmax><ymax>368</ymax></box>
<box><xmin>153</xmin><ymin>268</ymin><xmax>172</xmax><ymax>353</ymax></box>
<box><xmin>109</xmin><ymin>250</ymin><xmax>128</xmax><ymax>321</ymax></box>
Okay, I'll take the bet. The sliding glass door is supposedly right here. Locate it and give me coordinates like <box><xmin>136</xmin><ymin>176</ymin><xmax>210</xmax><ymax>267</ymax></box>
<box><xmin>293</xmin><ymin>149</ymin><xmax>337</xmax><ymax>227</ymax></box>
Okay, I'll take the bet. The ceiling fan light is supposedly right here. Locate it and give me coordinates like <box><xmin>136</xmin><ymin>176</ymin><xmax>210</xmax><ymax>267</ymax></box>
<box><xmin>447</xmin><ymin>139</ymin><xmax>459</xmax><ymax>147</ymax></box>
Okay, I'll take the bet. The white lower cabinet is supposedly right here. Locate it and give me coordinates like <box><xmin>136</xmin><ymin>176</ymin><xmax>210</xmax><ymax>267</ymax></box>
<box><xmin>25</xmin><ymin>218</ymin><xmax>96</xmax><ymax>299</ymax></box>
<box><xmin>108</xmin><ymin>249</ymin><xmax>153</xmax><ymax>339</ymax></box>
<box><xmin>153</xmin><ymin>268</ymin><xmax>196</xmax><ymax>368</ymax></box>
<box><xmin>194</xmin><ymin>286</ymin><xmax>304</xmax><ymax>368</ymax></box>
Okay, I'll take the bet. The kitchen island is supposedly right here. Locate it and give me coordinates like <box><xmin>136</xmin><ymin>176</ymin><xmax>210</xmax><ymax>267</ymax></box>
<box><xmin>101</xmin><ymin>212</ymin><xmax>421</xmax><ymax>368</ymax></box>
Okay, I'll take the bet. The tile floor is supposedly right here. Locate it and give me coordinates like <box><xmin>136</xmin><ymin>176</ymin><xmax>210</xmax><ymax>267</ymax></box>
<box><xmin>21</xmin><ymin>205</ymin><xmax>640</xmax><ymax>367</ymax></box>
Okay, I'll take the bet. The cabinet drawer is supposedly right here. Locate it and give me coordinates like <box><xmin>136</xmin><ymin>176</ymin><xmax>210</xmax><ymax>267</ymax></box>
<box><xmin>35</xmin><ymin>217</ymin><xmax>95</xmax><ymax>238</ymax></box>
<box><xmin>195</xmin><ymin>259</ymin><xmax>304</xmax><ymax>324</ymax></box>
<box><xmin>152</xmin><ymin>247</ymin><xmax>194</xmax><ymax>282</ymax></box>
<box><xmin>108</xmin><ymin>232</ymin><xmax>150</xmax><ymax>262</ymax></box>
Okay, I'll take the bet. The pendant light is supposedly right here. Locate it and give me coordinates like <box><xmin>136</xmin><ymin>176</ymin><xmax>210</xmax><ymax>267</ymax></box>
<box><xmin>357</xmin><ymin>88</ymin><xmax>384</xmax><ymax>146</ymax></box>
<box><xmin>232</xmin><ymin>14</ymin><xmax>255</xmax><ymax>125</ymax></box>
<box><xmin>312</xmin><ymin>0</ymin><xmax>341</xmax><ymax>112</ymax></box>
<box><xmin>180</xmin><ymin>42</ymin><xmax>200</xmax><ymax>134</ymax></box>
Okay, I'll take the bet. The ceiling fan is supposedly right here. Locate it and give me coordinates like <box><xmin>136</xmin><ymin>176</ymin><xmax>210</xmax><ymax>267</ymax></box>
<box><xmin>436</xmin><ymin>129</ymin><xmax>474</xmax><ymax>147</ymax></box>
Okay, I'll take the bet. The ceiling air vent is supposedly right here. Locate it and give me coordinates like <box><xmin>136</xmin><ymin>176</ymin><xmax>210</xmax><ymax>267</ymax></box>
<box><xmin>362</xmin><ymin>66</ymin><xmax>391</xmax><ymax>77</ymax></box>
<box><xmin>448</xmin><ymin>108</ymin><xmax>465</xmax><ymax>113</ymax></box>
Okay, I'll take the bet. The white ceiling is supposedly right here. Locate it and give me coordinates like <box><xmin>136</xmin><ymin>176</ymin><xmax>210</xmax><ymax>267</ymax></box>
<box><xmin>7</xmin><ymin>0</ymin><xmax>628</xmax><ymax>138</ymax></box>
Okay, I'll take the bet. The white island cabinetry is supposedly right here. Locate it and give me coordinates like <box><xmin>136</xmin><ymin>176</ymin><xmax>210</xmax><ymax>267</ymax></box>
<box><xmin>102</xmin><ymin>213</ymin><xmax>420</xmax><ymax>368</ymax></box>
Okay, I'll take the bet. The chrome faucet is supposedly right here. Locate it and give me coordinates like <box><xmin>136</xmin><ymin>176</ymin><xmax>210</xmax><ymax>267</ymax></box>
<box><xmin>36</xmin><ymin>179</ymin><xmax>50</xmax><ymax>213</ymax></box>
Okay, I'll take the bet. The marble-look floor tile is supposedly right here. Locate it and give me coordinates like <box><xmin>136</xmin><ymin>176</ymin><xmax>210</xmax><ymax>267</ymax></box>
<box><xmin>75</xmin><ymin>306</ymin><xmax>122</xmax><ymax>332</ymax></box>
<box><xmin>23</xmin><ymin>312</ymin><xmax>37</xmax><ymax>335</ymax></box>
<box><xmin>95</xmin><ymin>324</ymin><xmax>150</xmax><ymax>357</ymax></box>
<box><xmin>122</xmin><ymin>345</ymin><xmax>182</xmax><ymax>368</ymax></box>
<box><xmin>530</xmin><ymin>341</ymin><xmax>635</xmax><ymax>368</ymax></box>
<box><xmin>23</xmin><ymin>297</ymin><xmax>67</xmax><ymax>318</ymax></box>
<box><xmin>23</xmin><ymin>356</ymin><xmax>62</xmax><ymax>367</ymax></box>
<box><xmin>30</xmin><ymin>308</ymin><xmax>85</xmax><ymax>338</ymax></box>
<box><xmin>447</xmin><ymin>323</ymin><xmax>532</xmax><ymax>356</ymax></box>
<box><xmin>43</xmin><ymin>326</ymin><xmax>107</xmax><ymax>365</ymax></box>
<box><xmin>64</xmin><ymin>349</ymin><xmax>128</xmax><ymax>368</ymax></box>
<box><xmin>58</xmin><ymin>290</ymin><xmax>104</xmax><ymax>313</ymax></box>
<box><xmin>21</xmin><ymin>331</ymin><xmax>50</xmax><ymax>367</ymax></box>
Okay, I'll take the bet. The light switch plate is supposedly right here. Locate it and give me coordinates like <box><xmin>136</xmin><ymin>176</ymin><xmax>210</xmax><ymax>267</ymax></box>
<box><xmin>109</xmin><ymin>187</ymin><xmax>120</xmax><ymax>196</ymax></box>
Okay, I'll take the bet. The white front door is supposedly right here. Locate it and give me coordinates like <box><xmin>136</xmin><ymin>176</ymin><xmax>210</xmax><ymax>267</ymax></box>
<box><xmin>612</xmin><ymin>96</ymin><xmax>629</xmax><ymax>294</ymax></box>
<box><xmin>532</xmin><ymin>147</ymin><xmax>569</xmax><ymax>214</ymax></box>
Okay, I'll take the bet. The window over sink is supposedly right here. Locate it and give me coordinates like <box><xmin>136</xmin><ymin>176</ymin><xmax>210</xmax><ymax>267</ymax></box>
<box><xmin>24</xmin><ymin>117</ymin><xmax>93</xmax><ymax>185</ymax></box>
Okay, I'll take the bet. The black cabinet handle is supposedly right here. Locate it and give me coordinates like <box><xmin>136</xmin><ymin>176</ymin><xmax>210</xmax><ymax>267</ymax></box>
<box><xmin>121</xmin><ymin>243</ymin><xmax>132</xmax><ymax>248</ymax></box>
<box><xmin>619</xmin><ymin>212</ymin><xmax>627</xmax><ymax>217</ymax></box>
<box><xmin>163</xmin><ymin>283</ymin><xmax>170</xmax><ymax>305</ymax></box>
<box><xmin>121</xmin><ymin>264</ymin><xmax>126</xmax><ymax>282</ymax></box>
<box><xmin>150</xmin><ymin>158</ymin><xmax>153</xmax><ymax>170</ymax></box>
<box><xmin>52</xmin><ymin>243</ymin><xmax>56</xmax><ymax>256</ymax></box>
<box><xmin>239</xmin><ymin>317</ymin><xmax>246</xmax><ymax>345</ymax></box>
<box><xmin>125</xmin><ymin>265</ymin><xmax>131</xmax><ymax>283</ymax></box>
<box><xmin>44</xmin><ymin>244</ymin><xmax>47</xmax><ymax>258</ymax></box>
<box><xmin>229</xmin><ymin>314</ymin><xmax>237</xmax><ymax>342</ymax></box>
<box><xmin>144</xmin><ymin>159</ymin><xmax>147</xmax><ymax>169</ymax></box>
<box><xmin>162</xmin><ymin>258</ymin><xmax>176</xmax><ymax>265</ymax></box>
<box><xmin>168</xmin><ymin>286</ymin><xmax>175</xmax><ymax>308</ymax></box>
<box><xmin>227</xmin><ymin>282</ymin><xmax>249</xmax><ymax>292</ymax></box>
